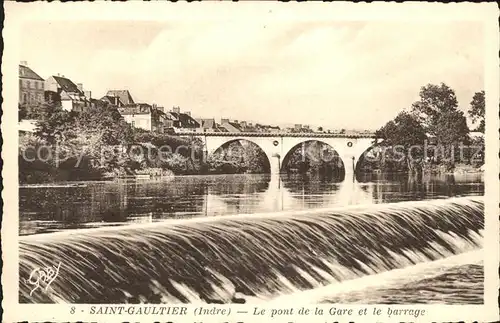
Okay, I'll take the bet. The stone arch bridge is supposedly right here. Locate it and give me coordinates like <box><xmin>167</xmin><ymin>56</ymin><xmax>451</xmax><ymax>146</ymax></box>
<box><xmin>174</xmin><ymin>132</ymin><xmax>378</xmax><ymax>178</ymax></box>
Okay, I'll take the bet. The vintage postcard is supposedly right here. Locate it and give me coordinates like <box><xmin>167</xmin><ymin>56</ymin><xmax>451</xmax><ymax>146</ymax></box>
<box><xmin>2</xmin><ymin>2</ymin><xmax>499</xmax><ymax>322</ymax></box>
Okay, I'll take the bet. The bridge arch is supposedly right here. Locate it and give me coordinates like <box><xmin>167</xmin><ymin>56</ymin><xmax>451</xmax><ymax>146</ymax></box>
<box><xmin>278</xmin><ymin>137</ymin><xmax>375</xmax><ymax>180</ymax></box>
<box><xmin>354</xmin><ymin>142</ymin><xmax>388</xmax><ymax>181</ymax></box>
<box><xmin>206</xmin><ymin>138</ymin><xmax>272</xmax><ymax>174</ymax></box>
<box><xmin>280</xmin><ymin>139</ymin><xmax>346</xmax><ymax>180</ymax></box>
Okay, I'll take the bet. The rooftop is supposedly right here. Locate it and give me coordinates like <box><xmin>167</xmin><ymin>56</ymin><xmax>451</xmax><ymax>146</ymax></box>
<box><xmin>50</xmin><ymin>75</ymin><xmax>83</xmax><ymax>94</ymax></box>
<box><xmin>106</xmin><ymin>90</ymin><xmax>135</xmax><ymax>105</ymax></box>
<box><xmin>101</xmin><ymin>95</ymin><xmax>123</xmax><ymax>106</ymax></box>
<box><xmin>170</xmin><ymin>111</ymin><xmax>200</xmax><ymax>128</ymax></box>
<box><xmin>197</xmin><ymin>118</ymin><xmax>216</xmax><ymax>129</ymax></box>
<box><xmin>19</xmin><ymin>65</ymin><xmax>44</xmax><ymax>81</ymax></box>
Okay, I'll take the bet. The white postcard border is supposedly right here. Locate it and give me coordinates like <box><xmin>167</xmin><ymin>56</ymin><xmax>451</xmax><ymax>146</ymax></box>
<box><xmin>2</xmin><ymin>2</ymin><xmax>499</xmax><ymax>322</ymax></box>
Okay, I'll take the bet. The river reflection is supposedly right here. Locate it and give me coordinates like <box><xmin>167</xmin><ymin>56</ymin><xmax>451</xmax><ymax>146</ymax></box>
<box><xmin>19</xmin><ymin>172</ymin><xmax>484</xmax><ymax>235</ymax></box>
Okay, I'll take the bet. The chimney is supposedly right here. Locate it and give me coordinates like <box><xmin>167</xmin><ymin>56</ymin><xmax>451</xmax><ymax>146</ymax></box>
<box><xmin>240</xmin><ymin>121</ymin><xmax>247</xmax><ymax>128</ymax></box>
<box><xmin>233</xmin><ymin>120</ymin><xmax>238</xmax><ymax>123</ymax></box>
<box><xmin>84</xmin><ymin>90</ymin><xmax>92</xmax><ymax>99</ymax></box>
<box><xmin>20</xmin><ymin>61</ymin><xmax>28</xmax><ymax>66</ymax></box>
<box><xmin>172</xmin><ymin>106</ymin><xmax>180</xmax><ymax>114</ymax></box>
<box><xmin>152</xmin><ymin>103</ymin><xmax>157</xmax><ymax>108</ymax></box>
<box><xmin>185</xmin><ymin>111</ymin><xmax>191</xmax><ymax>116</ymax></box>
<box><xmin>221</xmin><ymin>118</ymin><xmax>229</xmax><ymax>124</ymax></box>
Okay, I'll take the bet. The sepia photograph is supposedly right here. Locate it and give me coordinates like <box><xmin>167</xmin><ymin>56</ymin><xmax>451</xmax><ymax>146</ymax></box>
<box><xmin>2</xmin><ymin>2</ymin><xmax>499</xmax><ymax>322</ymax></box>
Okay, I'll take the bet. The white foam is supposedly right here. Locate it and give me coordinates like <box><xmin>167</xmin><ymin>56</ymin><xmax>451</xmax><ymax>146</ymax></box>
<box><xmin>265</xmin><ymin>249</ymin><xmax>483</xmax><ymax>304</ymax></box>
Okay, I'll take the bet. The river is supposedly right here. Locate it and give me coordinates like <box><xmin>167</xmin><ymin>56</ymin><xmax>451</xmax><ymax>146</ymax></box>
<box><xmin>19</xmin><ymin>172</ymin><xmax>484</xmax><ymax>304</ymax></box>
<box><xmin>19</xmin><ymin>172</ymin><xmax>483</xmax><ymax>235</ymax></box>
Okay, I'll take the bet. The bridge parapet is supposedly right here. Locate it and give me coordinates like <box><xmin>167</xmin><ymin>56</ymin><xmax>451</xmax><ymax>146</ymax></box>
<box><xmin>173</xmin><ymin>131</ymin><xmax>377</xmax><ymax>139</ymax></box>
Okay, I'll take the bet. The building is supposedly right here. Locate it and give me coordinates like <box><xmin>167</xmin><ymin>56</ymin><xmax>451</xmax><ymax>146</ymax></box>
<box><xmin>119</xmin><ymin>103</ymin><xmax>153</xmax><ymax>132</ymax></box>
<box><xmin>91</xmin><ymin>98</ymin><xmax>109</xmax><ymax>110</ymax></box>
<box><xmin>18</xmin><ymin>119</ymin><xmax>38</xmax><ymax>133</ymax></box>
<box><xmin>264</xmin><ymin>125</ymin><xmax>281</xmax><ymax>133</ymax></box>
<box><xmin>152</xmin><ymin>104</ymin><xmax>173</xmax><ymax>133</ymax></box>
<box><xmin>168</xmin><ymin>106</ymin><xmax>200</xmax><ymax>132</ymax></box>
<box><xmin>100</xmin><ymin>89</ymin><xmax>136</xmax><ymax>113</ymax></box>
<box><xmin>289</xmin><ymin>123</ymin><xmax>312</xmax><ymax>133</ymax></box>
<box><xmin>236</xmin><ymin>121</ymin><xmax>259</xmax><ymax>132</ymax></box>
<box><xmin>253</xmin><ymin>123</ymin><xmax>281</xmax><ymax>133</ymax></box>
<box><xmin>118</xmin><ymin>103</ymin><xmax>167</xmax><ymax>133</ymax></box>
<box><xmin>196</xmin><ymin>118</ymin><xmax>218</xmax><ymax>132</ymax></box>
<box><xmin>100</xmin><ymin>95</ymin><xmax>124</xmax><ymax>107</ymax></box>
<box><xmin>104</xmin><ymin>90</ymin><xmax>135</xmax><ymax>106</ymax></box>
<box><xmin>219</xmin><ymin>119</ymin><xmax>243</xmax><ymax>132</ymax></box>
<box><xmin>19</xmin><ymin>61</ymin><xmax>45</xmax><ymax>111</ymax></box>
<box><xmin>44</xmin><ymin>75</ymin><xmax>92</xmax><ymax>112</ymax></box>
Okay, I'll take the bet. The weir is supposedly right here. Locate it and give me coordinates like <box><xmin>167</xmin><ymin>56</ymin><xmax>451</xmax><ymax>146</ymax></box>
<box><xmin>19</xmin><ymin>196</ymin><xmax>483</xmax><ymax>304</ymax></box>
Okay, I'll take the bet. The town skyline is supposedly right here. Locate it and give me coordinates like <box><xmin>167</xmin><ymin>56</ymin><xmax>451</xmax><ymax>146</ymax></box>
<box><xmin>20</xmin><ymin>20</ymin><xmax>483</xmax><ymax>130</ymax></box>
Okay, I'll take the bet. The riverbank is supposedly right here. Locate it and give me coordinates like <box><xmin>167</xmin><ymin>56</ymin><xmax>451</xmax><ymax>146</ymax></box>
<box><xmin>19</xmin><ymin>163</ymin><xmax>484</xmax><ymax>185</ymax></box>
<box><xmin>19</xmin><ymin>164</ymin><xmax>177</xmax><ymax>185</ymax></box>
<box><xmin>421</xmin><ymin>163</ymin><xmax>484</xmax><ymax>175</ymax></box>
<box><xmin>451</xmin><ymin>163</ymin><xmax>484</xmax><ymax>174</ymax></box>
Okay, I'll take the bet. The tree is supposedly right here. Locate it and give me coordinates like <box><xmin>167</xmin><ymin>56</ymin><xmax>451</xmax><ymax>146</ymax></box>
<box><xmin>282</xmin><ymin>141</ymin><xmax>343</xmax><ymax>176</ymax></box>
<box><xmin>468</xmin><ymin>90</ymin><xmax>485</xmax><ymax>133</ymax></box>
<box><xmin>376</xmin><ymin>111</ymin><xmax>427</xmax><ymax>147</ymax></box>
<box><xmin>163</xmin><ymin>153</ymin><xmax>188</xmax><ymax>174</ymax></box>
<box><xmin>411</xmin><ymin>83</ymin><xmax>469</xmax><ymax>146</ymax></box>
<box><xmin>77</xmin><ymin>105</ymin><xmax>134</xmax><ymax>146</ymax></box>
<box><xmin>19</xmin><ymin>104</ymin><xmax>27</xmax><ymax>121</ymax></box>
<box><xmin>434</xmin><ymin>109</ymin><xmax>469</xmax><ymax>145</ymax></box>
<box><xmin>35</xmin><ymin>103</ymin><xmax>78</xmax><ymax>145</ymax></box>
<box><xmin>206</xmin><ymin>141</ymin><xmax>269</xmax><ymax>174</ymax></box>
<box><xmin>240</xmin><ymin>142</ymin><xmax>269</xmax><ymax>173</ymax></box>
<box><xmin>375</xmin><ymin>111</ymin><xmax>427</xmax><ymax>172</ymax></box>
<box><xmin>411</xmin><ymin>83</ymin><xmax>458</xmax><ymax>132</ymax></box>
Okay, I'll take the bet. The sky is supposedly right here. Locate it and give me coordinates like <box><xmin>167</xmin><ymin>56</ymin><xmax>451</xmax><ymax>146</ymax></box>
<box><xmin>20</xmin><ymin>20</ymin><xmax>484</xmax><ymax>130</ymax></box>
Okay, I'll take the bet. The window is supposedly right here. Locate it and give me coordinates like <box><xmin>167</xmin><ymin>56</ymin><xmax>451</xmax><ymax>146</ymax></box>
<box><xmin>23</xmin><ymin>93</ymin><xmax>27</xmax><ymax>103</ymax></box>
<box><xmin>19</xmin><ymin>79</ymin><xmax>22</xmax><ymax>88</ymax></box>
<box><xmin>26</xmin><ymin>81</ymin><xmax>30</xmax><ymax>89</ymax></box>
<box><xmin>131</xmin><ymin>121</ymin><xmax>136</xmax><ymax>128</ymax></box>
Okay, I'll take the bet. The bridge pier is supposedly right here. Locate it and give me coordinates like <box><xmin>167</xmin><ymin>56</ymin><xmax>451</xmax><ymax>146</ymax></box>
<box><xmin>269</xmin><ymin>154</ymin><xmax>281</xmax><ymax>175</ymax></box>
<box><xmin>341</xmin><ymin>155</ymin><xmax>356</xmax><ymax>182</ymax></box>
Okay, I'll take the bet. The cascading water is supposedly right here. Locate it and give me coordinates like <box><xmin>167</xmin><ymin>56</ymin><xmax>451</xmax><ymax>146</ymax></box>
<box><xmin>19</xmin><ymin>196</ymin><xmax>483</xmax><ymax>304</ymax></box>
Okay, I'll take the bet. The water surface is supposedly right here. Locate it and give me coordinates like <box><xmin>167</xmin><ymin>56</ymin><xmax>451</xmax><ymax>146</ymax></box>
<box><xmin>19</xmin><ymin>172</ymin><xmax>483</xmax><ymax>236</ymax></box>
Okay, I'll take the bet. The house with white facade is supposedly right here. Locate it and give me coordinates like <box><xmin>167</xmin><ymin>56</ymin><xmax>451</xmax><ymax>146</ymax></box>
<box><xmin>44</xmin><ymin>75</ymin><xmax>92</xmax><ymax>112</ymax></box>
